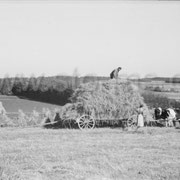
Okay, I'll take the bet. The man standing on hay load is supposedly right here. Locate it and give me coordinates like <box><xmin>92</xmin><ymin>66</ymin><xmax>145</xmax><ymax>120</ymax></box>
<box><xmin>137</xmin><ymin>104</ymin><xmax>144</xmax><ymax>128</ymax></box>
<box><xmin>110</xmin><ymin>67</ymin><xmax>122</xmax><ymax>79</ymax></box>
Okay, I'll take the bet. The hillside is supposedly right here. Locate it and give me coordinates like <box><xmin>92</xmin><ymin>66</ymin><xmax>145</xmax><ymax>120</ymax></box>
<box><xmin>0</xmin><ymin>95</ymin><xmax>61</xmax><ymax>113</ymax></box>
<box><xmin>0</xmin><ymin>75</ymin><xmax>109</xmax><ymax>105</ymax></box>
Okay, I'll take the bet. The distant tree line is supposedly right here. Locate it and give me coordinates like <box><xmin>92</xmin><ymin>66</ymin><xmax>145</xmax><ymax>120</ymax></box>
<box><xmin>0</xmin><ymin>75</ymin><xmax>109</xmax><ymax>105</ymax></box>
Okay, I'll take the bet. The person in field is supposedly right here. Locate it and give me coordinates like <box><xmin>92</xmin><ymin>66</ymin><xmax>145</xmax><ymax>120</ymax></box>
<box><xmin>137</xmin><ymin>104</ymin><xmax>144</xmax><ymax>127</ymax></box>
<box><xmin>166</xmin><ymin>108</ymin><xmax>176</xmax><ymax>127</ymax></box>
<box><xmin>0</xmin><ymin>102</ymin><xmax>6</xmax><ymax>115</ymax></box>
<box><xmin>110</xmin><ymin>67</ymin><xmax>122</xmax><ymax>79</ymax></box>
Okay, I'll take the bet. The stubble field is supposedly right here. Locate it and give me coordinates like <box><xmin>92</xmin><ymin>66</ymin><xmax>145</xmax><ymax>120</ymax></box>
<box><xmin>0</xmin><ymin>127</ymin><xmax>180</xmax><ymax>180</ymax></box>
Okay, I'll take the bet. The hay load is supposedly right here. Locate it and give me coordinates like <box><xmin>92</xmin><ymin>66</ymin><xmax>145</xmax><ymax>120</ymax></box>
<box><xmin>62</xmin><ymin>80</ymin><xmax>151</xmax><ymax>122</ymax></box>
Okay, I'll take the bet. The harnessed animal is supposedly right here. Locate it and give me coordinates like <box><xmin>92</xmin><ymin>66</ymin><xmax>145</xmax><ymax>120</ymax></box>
<box><xmin>154</xmin><ymin>107</ymin><xmax>176</xmax><ymax>127</ymax></box>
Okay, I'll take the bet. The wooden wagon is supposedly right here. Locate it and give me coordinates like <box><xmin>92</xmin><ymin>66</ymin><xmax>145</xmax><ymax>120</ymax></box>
<box><xmin>74</xmin><ymin>113</ymin><xmax>138</xmax><ymax>130</ymax></box>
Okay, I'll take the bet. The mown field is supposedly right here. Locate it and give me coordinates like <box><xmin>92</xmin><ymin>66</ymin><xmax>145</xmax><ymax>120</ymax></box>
<box><xmin>0</xmin><ymin>127</ymin><xmax>180</xmax><ymax>180</ymax></box>
<box><xmin>0</xmin><ymin>95</ymin><xmax>61</xmax><ymax>113</ymax></box>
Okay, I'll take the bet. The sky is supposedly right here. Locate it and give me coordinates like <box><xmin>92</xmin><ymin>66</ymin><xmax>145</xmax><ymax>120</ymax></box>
<box><xmin>0</xmin><ymin>1</ymin><xmax>180</xmax><ymax>79</ymax></box>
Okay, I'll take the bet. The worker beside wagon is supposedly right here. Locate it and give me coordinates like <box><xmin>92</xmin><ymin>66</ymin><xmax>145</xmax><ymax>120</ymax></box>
<box><xmin>137</xmin><ymin>104</ymin><xmax>144</xmax><ymax>128</ymax></box>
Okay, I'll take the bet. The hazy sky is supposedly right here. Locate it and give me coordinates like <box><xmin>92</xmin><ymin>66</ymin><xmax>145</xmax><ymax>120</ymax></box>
<box><xmin>0</xmin><ymin>1</ymin><xmax>180</xmax><ymax>78</ymax></box>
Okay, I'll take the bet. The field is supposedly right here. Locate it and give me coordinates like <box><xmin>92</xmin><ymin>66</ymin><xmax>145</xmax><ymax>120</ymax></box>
<box><xmin>135</xmin><ymin>81</ymin><xmax>180</xmax><ymax>92</ymax></box>
<box><xmin>0</xmin><ymin>81</ymin><xmax>180</xmax><ymax>180</ymax></box>
<box><xmin>151</xmin><ymin>91</ymin><xmax>180</xmax><ymax>101</ymax></box>
<box><xmin>0</xmin><ymin>127</ymin><xmax>180</xmax><ymax>180</ymax></box>
<box><xmin>0</xmin><ymin>95</ymin><xmax>61</xmax><ymax>113</ymax></box>
<box><xmin>134</xmin><ymin>81</ymin><xmax>180</xmax><ymax>101</ymax></box>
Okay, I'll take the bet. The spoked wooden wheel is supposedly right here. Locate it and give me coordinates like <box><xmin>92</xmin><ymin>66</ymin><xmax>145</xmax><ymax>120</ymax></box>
<box><xmin>77</xmin><ymin>115</ymin><xmax>95</xmax><ymax>130</ymax></box>
<box><xmin>127</xmin><ymin>114</ymin><xmax>137</xmax><ymax>128</ymax></box>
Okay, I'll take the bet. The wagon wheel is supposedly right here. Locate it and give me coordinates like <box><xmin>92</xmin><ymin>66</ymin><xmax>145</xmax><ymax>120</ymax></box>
<box><xmin>127</xmin><ymin>114</ymin><xmax>138</xmax><ymax>128</ymax></box>
<box><xmin>77</xmin><ymin>115</ymin><xmax>95</xmax><ymax>130</ymax></box>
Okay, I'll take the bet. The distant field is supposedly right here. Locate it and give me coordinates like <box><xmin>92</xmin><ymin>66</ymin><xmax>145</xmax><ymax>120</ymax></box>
<box><xmin>0</xmin><ymin>95</ymin><xmax>61</xmax><ymax>113</ymax></box>
<box><xmin>0</xmin><ymin>127</ymin><xmax>180</xmax><ymax>180</ymax></box>
<box><xmin>152</xmin><ymin>91</ymin><xmax>180</xmax><ymax>101</ymax></box>
<box><xmin>140</xmin><ymin>90</ymin><xmax>180</xmax><ymax>101</ymax></box>
<box><xmin>133</xmin><ymin>81</ymin><xmax>180</xmax><ymax>101</ymax></box>
<box><xmin>135</xmin><ymin>81</ymin><xmax>180</xmax><ymax>91</ymax></box>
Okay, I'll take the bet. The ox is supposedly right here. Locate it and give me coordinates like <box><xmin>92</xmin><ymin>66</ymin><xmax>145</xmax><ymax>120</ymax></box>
<box><xmin>154</xmin><ymin>107</ymin><xmax>176</xmax><ymax>127</ymax></box>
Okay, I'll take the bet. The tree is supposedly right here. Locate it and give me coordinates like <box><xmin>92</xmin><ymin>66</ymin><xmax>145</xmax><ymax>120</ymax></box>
<box><xmin>0</xmin><ymin>78</ymin><xmax>13</xmax><ymax>95</ymax></box>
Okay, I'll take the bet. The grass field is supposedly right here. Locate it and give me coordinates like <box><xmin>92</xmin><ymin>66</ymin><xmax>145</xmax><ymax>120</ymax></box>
<box><xmin>0</xmin><ymin>95</ymin><xmax>61</xmax><ymax>113</ymax></box>
<box><xmin>151</xmin><ymin>91</ymin><xmax>180</xmax><ymax>101</ymax></box>
<box><xmin>0</xmin><ymin>127</ymin><xmax>180</xmax><ymax>180</ymax></box>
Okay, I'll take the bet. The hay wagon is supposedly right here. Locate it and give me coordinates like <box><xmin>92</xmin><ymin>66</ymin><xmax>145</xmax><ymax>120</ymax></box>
<box><xmin>74</xmin><ymin>113</ymin><xmax>138</xmax><ymax>130</ymax></box>
<box><xmin>56</xmin><ymin>103</ymin><xmax>140</xmax><ymax>130</ymax></box>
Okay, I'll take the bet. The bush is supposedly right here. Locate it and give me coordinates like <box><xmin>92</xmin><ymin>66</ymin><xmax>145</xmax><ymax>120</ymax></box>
<box><xmin>153</xmin><ymin>86</ymin><xmax>163</xmax><ymax>92</ymax></box>
<box><xmin>0</xmin><ymin>109</ymin><xmax>46</xmax><ymax>127</ymax></box>
<box><xmin>11</xmin><ymin>76</ymin><xmax>74</xmax><ymax>105</ymax></box>
<box><xmin>0</xmin><ymin>114</ymin><xmax>15</xmax><ymax>127</ymax></box>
